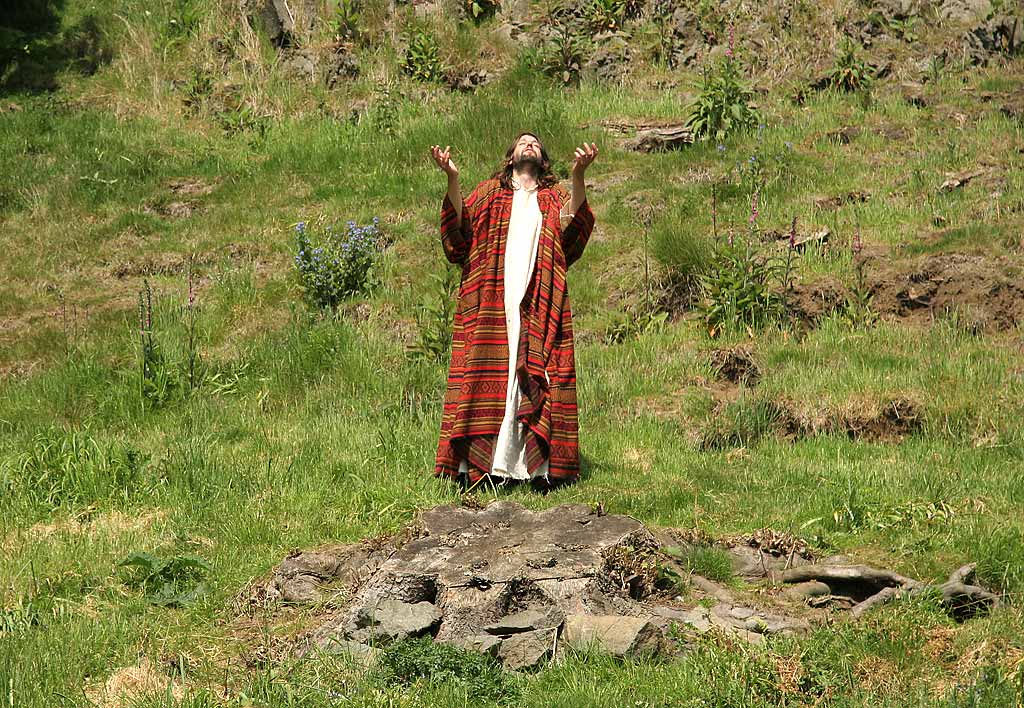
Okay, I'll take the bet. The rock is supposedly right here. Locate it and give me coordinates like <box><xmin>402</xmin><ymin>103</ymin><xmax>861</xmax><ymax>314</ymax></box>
<box><xmin>483</xmin><ymin>607</ymin><xmax>564</xmax><ymax>636</ymax></box>
<box><xmin>497</xmin><ymin>628</ymin><xmax>556</xmax><ymax>670</ymax></box>
<box><xmin>283</xmin><ymin>49</ymin><xmax>317</xmax><ymax>81</ymax></box>
<box><xmin>939</xmin><ymin>0</ymin><xmax>992</xmax><ymax>22</ymax></box>
<box><xmin>784</xmin><ymin>581</ymin><xmax>832</xmax><ymax>603</ymax></box>
<box><xmin>562</xmin><ymin>614</ymin><xmax>664</xmax><ymax>658</ymax></box>
<box><xmin>326</xmin><ymin>51</ymin><xmax>359</xmax><ymax>88</ymax></box>
<box><xmin>347</xmin><ymin>599</ymin><xmax>442</xmax><ymax>645</ymax></box>
<box><xmin>442</xmin><ymin>634</ymin><xmax>503</xmax><ymax>657</ymax></box>
<box><xmin>447</xmin><ymin>69</ymin><xmax>491</xmax><ymax>93</ymax></box>
<box><xmin>623</xmin><ymin>125</ymin><xmax>694</xmax><ymax>152</ymax></box>
<box><xmin>316</xmin><ymin>637</ymin><xmax>381</xmax><ymax>666</ymax></box>
<box><xmin>585</xmin><ymin>32</ymin><xmax>631</xmax><ymax>84</ymax></box>
<box><xmin>275</xmin><ymin>551</ymin><xmax>342</xmax><ymax>603</ymax></box>
<box><xmin>251</xmin><ymin>0</ymin><xmax>318</xmax><ymax>47</ymax></box>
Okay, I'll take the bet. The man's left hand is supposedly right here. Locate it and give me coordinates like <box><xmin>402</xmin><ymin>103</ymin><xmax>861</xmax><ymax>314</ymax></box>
<box><xmin>571</xmin><ymin>142</ymin><xmax>598</xmax><ymax>177</ymax></box>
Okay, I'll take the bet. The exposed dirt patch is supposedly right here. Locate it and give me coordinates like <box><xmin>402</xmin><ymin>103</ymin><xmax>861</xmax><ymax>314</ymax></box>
<box><xmin>788</xmin><ymin>254</ymin><xmax>1024</xmax><ymax>333</ymax></box>
<box><xmin>814</xmin><ymin>190</ymin><xmax>871</xmax><ymax>211</ymax></box>
<box><xmin>709</xmin><ymin>346</ymin><xmax>760</xmax><ymax>385</ymax></box>
<box><xmin>701</xmin><ymin>393</ymin><xmax>923</xmax><ymax>447</ymax></box>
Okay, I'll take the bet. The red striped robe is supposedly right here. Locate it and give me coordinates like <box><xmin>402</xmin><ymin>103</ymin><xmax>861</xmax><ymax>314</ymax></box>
<box><xmin>433</xmin><ymin>177</ymin><xmax>595</xmax><ymax>486</ymax></box>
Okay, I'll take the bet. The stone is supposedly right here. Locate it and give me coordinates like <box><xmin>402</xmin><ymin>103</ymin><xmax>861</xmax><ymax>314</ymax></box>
<box><xmin>484</xmin><ymin>607</ymin><xmax>564</xmax><ymax>636</ymax></box>
<box><xmin>624</xmin><ymin>125</ymin><xmax>694</xmax><ymax>153</ymax></box>
<box><xmin>443</xmin><ymin>634</ymin><xmax>503</xmax><ymax>657</ymax></box>
<box><xmin>562</xmin><ymin>614</ymin><xmax>664</xmax><ymax>658</ymax></box>
<box><xmin>497</xmin><ymin>628</ymin><xmax>556</xmax><ymax>670</ymax></box>
<box><xmin>939</xmin><ymin>0</ymin><xmax>992</xmax><ymax>22</ymax></box>
<box><xmin>348</xmin><ymin>599</ymin><xmax>442</xmax><ymax>645</ymax></box>
<box><xmin>316</xmin><ymin>637</ymin><xmax>381</xmax><ymax>666</ymax></box>
<box><xmin>784</xmin><ymin>581</ymin><xmax>832</xmax><ymax>603</ymax></box>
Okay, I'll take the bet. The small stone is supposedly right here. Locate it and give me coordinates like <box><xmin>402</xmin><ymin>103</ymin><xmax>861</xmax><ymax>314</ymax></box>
<box><xmin>348</xmin><ymin>600</ymin><xmax>442</xmax><ymax>645</ymax></box>
<box><xmin>484</xmin><ymin>608</ymin><xmax>564</xmax><ymax>636</ymax></box>
<box><xmin>728</xmin><ymin>607</ymin><xmax>755</xmax><ymax>620</ymax></box>
<box><xmin>562</xmin><ymin>614</ymin><xmax>664</xmax><ymax>658</ymax></box>
<box><xmin>317</xmin><ymin>637</ymin><xmax>380</xmax><ymax>666</ymax></box>
<box><xmin>497</xmin><ymin>628</ymin><xmax>556</xmax><ymax>670</ymax></box>
<box><xmin>784</xmin><ymin>581</ymin><xmax>832</xmax><ymax>603</ymax></box>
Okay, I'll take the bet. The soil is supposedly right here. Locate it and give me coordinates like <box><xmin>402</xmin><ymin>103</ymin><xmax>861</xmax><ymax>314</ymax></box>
<box><xmin>788</xmin><ymin>253</ymin><xmax>1024</xmax><ymax>333</ymax></box>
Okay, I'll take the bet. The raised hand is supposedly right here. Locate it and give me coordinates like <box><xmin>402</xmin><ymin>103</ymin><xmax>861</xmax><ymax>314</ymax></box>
<box><xmin>571</xmin><ymin>142</ymin><xmax>598</xmax><ymax>177</ymax></box>
<box><xmin>430</xmin><ymin>144</ymin><xmax>459</xmax><ymax>177</ymax></box>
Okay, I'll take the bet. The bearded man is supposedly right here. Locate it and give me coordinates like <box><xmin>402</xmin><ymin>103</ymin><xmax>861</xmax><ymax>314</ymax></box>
<box><xmin>429</xmin><ymin>133</ymin><xmax>598</xmax><ymax>489</ymax></box>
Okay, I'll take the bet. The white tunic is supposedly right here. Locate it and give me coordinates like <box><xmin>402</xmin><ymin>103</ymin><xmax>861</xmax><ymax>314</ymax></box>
<box><xmin>459</xmin><ymin>181</ymin><xmax>550</xmax><ymax>482</ymax></box>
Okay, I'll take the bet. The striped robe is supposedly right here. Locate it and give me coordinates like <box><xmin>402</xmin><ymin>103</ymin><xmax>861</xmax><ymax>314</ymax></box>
<box><xmin>433</xmin><ymin>177</ymin><xmax>595</xmax><ymax>486</ymax></box>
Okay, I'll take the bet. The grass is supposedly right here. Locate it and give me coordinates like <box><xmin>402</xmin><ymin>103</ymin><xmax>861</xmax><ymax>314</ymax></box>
<box><xmin>3</xmin><ymin>0</ymin><xmax>1024</xmax><ymax>705</ymax></box>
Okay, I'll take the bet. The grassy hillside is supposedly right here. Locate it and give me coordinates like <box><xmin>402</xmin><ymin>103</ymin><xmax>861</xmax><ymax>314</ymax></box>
<box><xmin>2</xmin><ymin>0</ymin><xmax>1024</xmax><ymax>705</ymax></box>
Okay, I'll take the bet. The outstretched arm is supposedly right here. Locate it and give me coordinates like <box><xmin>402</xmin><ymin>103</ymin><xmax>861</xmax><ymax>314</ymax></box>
<box><xmin>560</xmin><ymin>142</ymin><xmax>598</xmax><ymax>268</ymax></box>
<box><xmin>432</xmin><ymin>144</ymin><xmax>473</xmax><ymax>265</ymax></box>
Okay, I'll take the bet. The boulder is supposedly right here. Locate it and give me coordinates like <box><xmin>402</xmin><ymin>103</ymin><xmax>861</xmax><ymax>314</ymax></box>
<box><xmin>562</xmin><ymin>614</ymin><xmax>665</xmax><ymax>657</ymax></box>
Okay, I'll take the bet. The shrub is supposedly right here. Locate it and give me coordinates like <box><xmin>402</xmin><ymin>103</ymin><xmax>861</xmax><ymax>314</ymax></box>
<box><xmin>294</xmin><ymin>218</ymin><xmax>382</xmax><ymax>310</ymax></box>
<box><xmin>698</xmin><ymin>235</ymin><xmax>784</xmax><ymax>335</ymax></box>
<box><xmin>685</xmin><ymin>26</ymin><xmax>759</xmax><ymax>141</ymax></box>
<box><xmin>402</xmin><ymin>30</ymin><xmax>444</xmax><ymax>82</ymax></box>
<box><xmin>328</xmin><ymin>0</ymin><xmax>360</xmax><ymax>42</ymax></box>
<box><xmin>119</xmin><ymin>551</ymin><xmax>212</xmax><ymax>607</ymax></box>
<box><xmin>535</xmin><ymin>24</ymin><xmax>587</xmax><ymax>86</ymax></box>
<box><xmin>826</xmin><ymin>38</ymin><xmax>873</xmax><ymax>92</ymax></box>
<box><xmin>375</xmin><ymin>637</ymin><xmax>517</xmax><ymax>699</ymax></box>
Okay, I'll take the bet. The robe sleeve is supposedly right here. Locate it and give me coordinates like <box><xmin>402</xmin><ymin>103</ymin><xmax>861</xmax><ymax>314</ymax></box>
<box><xmin>440</xmin><ymin>183</ymin><xmax>481</xmax><ymax>266</ymax></box>
<box><xmin>559</xmin><ymin>197</ymin><xmax>595</xmax><ymax>268</ymax></box>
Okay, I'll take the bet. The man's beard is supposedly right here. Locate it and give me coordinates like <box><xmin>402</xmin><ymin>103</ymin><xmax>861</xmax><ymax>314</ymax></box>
<box><xmin>511</xmin><ymin>153</ymin><xmax>544</xmax><ymax>176</ymax></box>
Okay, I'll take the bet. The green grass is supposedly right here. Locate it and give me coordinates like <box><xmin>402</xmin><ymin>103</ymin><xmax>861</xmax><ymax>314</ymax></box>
<box><xmin>3</xmin><ymin>0</ymin><xmax>1024</xmax><ymax>705</ymax></box>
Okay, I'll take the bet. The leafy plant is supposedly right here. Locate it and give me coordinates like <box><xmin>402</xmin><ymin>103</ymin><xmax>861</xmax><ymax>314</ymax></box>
<box><xmin>587</xmin><ymin>0</ymin><xmax>627</xmax><ymax>32</ymax></box>
<box><xmin>685</xmin><ymin>42</ymin><xmax>759</xmax><ymax>141</ymax></box>
<box><xmin>826</xmin><ymin>38</ymin><xmax>874</xmax><ymax>92</ymax></box>
<box><xmin>464</xmin><ymin>0</ymin><xmax>501</xmax><ymax>22</ymax></box>
<box><xmin>375</xmin><ymin>637</ymin><xmax>517</xmax><ymax>700</ymax></box>
<box><xmin>662</xmin><ymin>544</ymin><xmax>735</xmax><ymax>584</ymax></box>
<box><xmin>698</xmin><ymin>236</ymin><xmax>784</xmax><ymax>335</ymax></box>
<box><xmin>409</xmin><ymin>266</ymin><xmax>459</xmax><ymax>363</ymax></box>
<box><xmin>840</xmin><ymin>228</ymin><xmax>877</xmax><ymax>328</ymax></box>
<box><xmin>604</xmin><ymin>303</ymin><xmax>668</xmax><ymax>344</ymax></box>
<box><xmin>402</xmin><ymin>30</ymin><xmax>444</xmax><ymax>83</ymax></box>
<box><xmin>328</xmin><ymin>0</ymin><xmax>360</xmax><ymax>42</ymax></box>
<box><xmin>294</xmin><ymin>218</ymin><xmax>383</xmax><ymax>310</ymax></box>
<box><xmin>119</xmin><ymin>551</ymin><xmax>212</xmax><ymax>607</ymax></box>
<box><xmin>535</xmin><ymin>24</ymin><xmax>587</xmax><ymax>86</ymax></box>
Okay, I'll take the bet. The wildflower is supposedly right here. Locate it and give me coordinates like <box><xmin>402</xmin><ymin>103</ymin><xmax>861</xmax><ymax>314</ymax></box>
<box><xmin>852</xmin><ymin>225</ymin><xmax>863</xmax><ymax>255</ymax></box>
<box><xmin>788</xmin><ymin>216</ymin><xmax>797</xmax><ymax>250</ymax></box>
<box><xmin>296</xmin><ymin>221</ymin><xmax>305</xmax><ymax>233</ymax></box>
<box><xmin>725</xmin><ymin>23</ymin><xmax>735</xmax><ymax>59</ymax></box>
<box><xmin>727</xmin><ymin>229</ymin><xmax>734</xmax><ymax>247</ymax></box>
<box><xmin>748</xmin><ymin>155</ymin><xmax>756</xmax><ymax>164</ymax></box>
<box><xmin>717</xmin><ymin>143</ymin><xmax>726</xmax><ymax>152</ymax></box>
<box><xmin>749</xmin><ymin>190</ymin><xmax>759</xmax><ymax>226</ymax></box>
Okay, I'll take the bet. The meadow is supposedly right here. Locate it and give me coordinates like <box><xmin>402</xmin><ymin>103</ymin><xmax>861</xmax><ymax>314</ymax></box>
<box><xmin>2</xmin><ymin>0</ymin><xmax>1024</xmax><ymax>705</ymax></box>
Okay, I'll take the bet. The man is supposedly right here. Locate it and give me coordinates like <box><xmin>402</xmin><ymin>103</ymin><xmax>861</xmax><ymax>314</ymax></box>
<box><xmin>429</xmin><ymin>133</ymin><xmax>598</xmax><ymax>489</ymax></box>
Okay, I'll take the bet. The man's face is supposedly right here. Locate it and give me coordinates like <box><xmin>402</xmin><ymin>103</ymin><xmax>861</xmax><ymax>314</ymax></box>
<box><xmin>512</xmin><ymin>134</ymin><xmax>544</xmax><ymax>170</ymax></box>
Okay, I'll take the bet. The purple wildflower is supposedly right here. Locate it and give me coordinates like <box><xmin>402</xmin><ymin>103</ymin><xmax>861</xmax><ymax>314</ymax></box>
<box><xmin>788</xmin><ymin>216</ymin><xmax>797</xmax><ymax>250</ymax></box>
<box><xmin>749</xmin><ymin>190</ymin><xmax>759</xmax><ymax>226</ymax></box>
<box><xmin>726</xmin><ymin>24</ymin><xmax>735</xmax><ymax>59</ymax></box>
<box><xmin>852</xmin><ymin>225</ymin><xmax>863</xmax><ymax>255</ymax></box>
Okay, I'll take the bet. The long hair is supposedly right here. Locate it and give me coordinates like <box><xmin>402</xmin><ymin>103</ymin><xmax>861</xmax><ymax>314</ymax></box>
<box><xmin>491</xmin><ymin>132</ymin><xmax>559</xmax><ymax>190</ymax></box>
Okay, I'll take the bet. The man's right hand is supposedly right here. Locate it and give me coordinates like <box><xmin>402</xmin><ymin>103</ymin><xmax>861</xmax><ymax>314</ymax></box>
<box><xmin>430</xmin><ymin>144</ymin><xmax>459</xmax><ymax>178</ymax></box>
